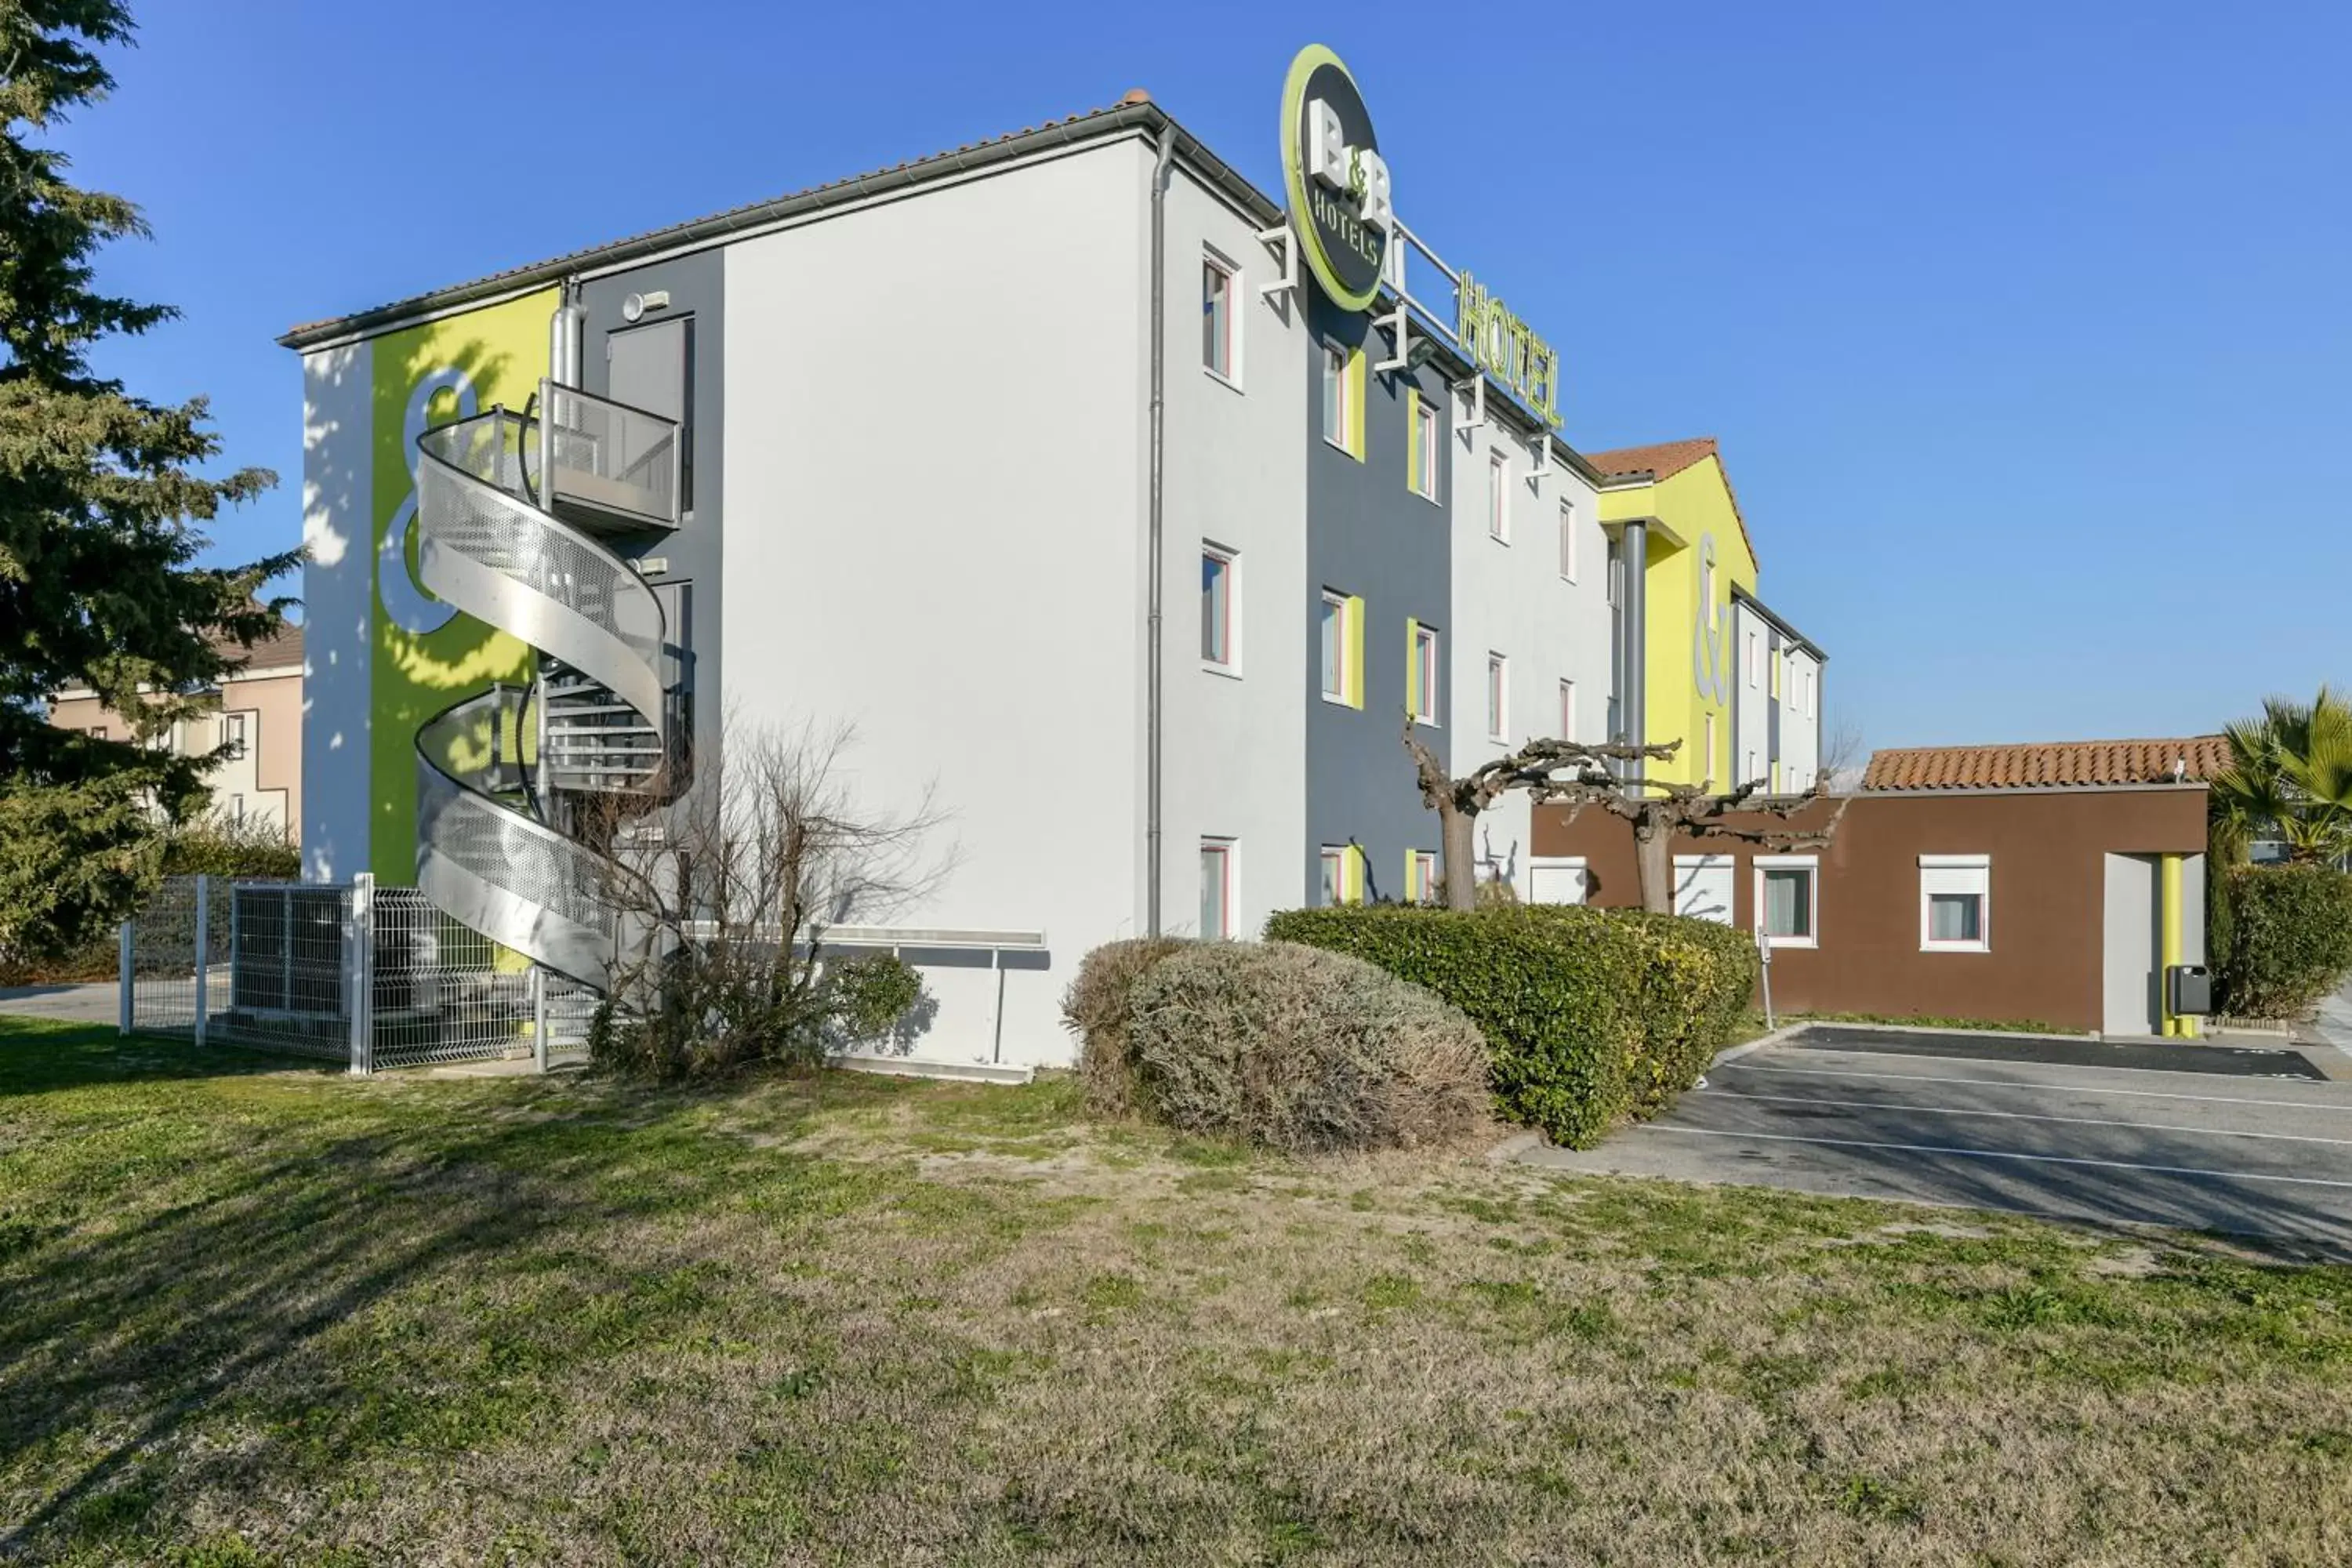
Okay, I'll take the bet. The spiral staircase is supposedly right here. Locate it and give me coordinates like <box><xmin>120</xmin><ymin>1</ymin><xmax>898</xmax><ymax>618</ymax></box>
<box><xmin>410</xmin><ymin>364</ymin><xmax>682</xmax><ymax>1058</ymax></box>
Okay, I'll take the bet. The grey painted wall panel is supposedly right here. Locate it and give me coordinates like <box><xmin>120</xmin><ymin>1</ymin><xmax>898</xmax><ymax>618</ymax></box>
<box><xmin>1301</xmin><ymin>291</ymin><xmax>1452</xmax><ymax>902</ymax></box>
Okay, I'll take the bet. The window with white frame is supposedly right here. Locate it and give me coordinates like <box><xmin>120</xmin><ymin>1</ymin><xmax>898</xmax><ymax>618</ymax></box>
<box><xmin>1409</xmin><ymin>394</ymin><xmax>1439</xmax><ymax>501</ymax></box>
<box><xmin>1557</xmin><ymin>678</ymin><xmax>1576</xmax><ymax>741</ymax></box>
<box><xmin>230</xmin><ymin>793</ymin><xmax>245</xmax><ymax>824</ymax></box>
<box><xmin>1407</xmin><ymin>849</ymin><xmax>1439</xmax><ymax>905</ymax></box>
<box><xmin>1486</xmin><ymin>652</ymin><xmax>1508</xmax><ymax>742</ymax></box>
<box><xmin>1701</xmin><ymin>550</ymin><xmax>1717</xmax><ymax>629</ymax></box>
<box><xmin>1200</xmin><ymin>837</ymin><xmax>1236</xmax><ymax>938</ymax></box>
<box><xmin>1319</xmin><ymin>590</ymin><xmax>1353</xmax><ymax>704</ymax></box>
<box><xmin>1200</xmin><ymin>545</ymin><xmax>1237</xmax><ymax>670</ymax></box>
<box><xmin>1202</xmin><ymin>253</ymin><xmax>1237</xmax><ymax>383</ymax></box>
<box><xmin>1320</xmin><ymin>340</ymin><xmax>1349</xmax><ymax>450</ymax></box>
<box><xmin>1558</xmin><ymin>498</ymin><xmax>1577</xmax><ymax>581</ymax></box>
<box><xmin>1744</xmin><ymin>748</ymin><xmax>1760</xmax><ymax>786</ymax></box>
<box><xmin>1747</xmin><ymin>630</ymin><xmax>1760</xmax><ymax>688</ymax></box>
<box><xmin>1756</xmin><ymin>855</ymin><xmax>1819</xmax><ymax>947</ymax></box>
<box><xmin>1704</xmin><ymin>713</ymin><xmax>1717</xmax><ymax>784</ymax></box>
<box><xmin>1319</xmin><ymin>844</ymin><xmax>1360</xmax><ymax>906</ymax></box>
<box><xmin>1920</xmin><ymin>854</ymin><xmax>1991</xmax><ymax>952</ymax></box>
<box><xmin>1410</xmin><ymin>622</ymin><xmax>1439</xmax><ymax>724</ymax></box>
<box><xmin>1487</xmin><ymin>453</ymin><xmax>1508</xmax><ymax>542</ymax></box>
<box><xmin>1803</xmin><ymin>666</ymin><xmax>1816</xmax><ymax>717</ymax></box>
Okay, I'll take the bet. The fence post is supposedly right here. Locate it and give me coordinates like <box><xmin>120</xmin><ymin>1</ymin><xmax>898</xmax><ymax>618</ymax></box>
<box><xmin>192</xmin><ymin>875</ymin><xmax>210</xmax><ymax>1048</ymax></box>
<box><xmin>118</xmin><ymin>919</ymin><xmax>134</xmax><ymax>1036</ymax></box>
<box><xmin>531</xmin><ymin>965</ymin><xmax>549</xmax><ymax>1074</ymax></box>
<box><xmin>347</xmin><ymin>873</ymin><xmax>376</xmax><ymax>1076</ymax></box>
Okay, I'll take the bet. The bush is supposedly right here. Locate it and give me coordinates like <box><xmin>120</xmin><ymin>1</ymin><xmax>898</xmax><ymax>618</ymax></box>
<box><xmin>159</xmin><ymin>818</ymin><xmax>300</xmax><ymax>880</ymax></box>
<box><xmin>1062</xmin><ymin>937</ymin><xmax>1189</xmax><ymax>1117</ymax></box>
<box><xmin>1264</xmin><ymin>904</ymin><xmax>1759</xmax><ymax>1149</ymax></box>
<box><xmin>1116</xmin><ymin>942</ymin><xmax>1489</xmax><ymax>1154</ymax></box>
<box><xmin>591</xmin><ymin>946</ymin><xmax>931</xmax><ymax>1080</ymax></box>
<box><xmin>2216</xmin><ymin>864</ymin><xmax>2352</xmax><ymax>1020</ymax></box>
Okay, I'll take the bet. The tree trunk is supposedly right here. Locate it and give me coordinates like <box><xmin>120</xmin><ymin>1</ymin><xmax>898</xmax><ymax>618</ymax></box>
<box><xmin>1442</xmin><ymin>803</ymin><xmax>1478</xmax><ymax>911</ymax></box>
<box><xmin>1633</xmin><ymin>817</ymin><xmax>1674</xmax><ymax>913</ymax></box>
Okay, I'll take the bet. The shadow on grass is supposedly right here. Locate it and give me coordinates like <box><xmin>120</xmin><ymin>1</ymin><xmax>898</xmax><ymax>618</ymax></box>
<box><xmin>0</xmin><ymin>1020</ymin><xmax>888</xmax><ymax>1552</ymax></box>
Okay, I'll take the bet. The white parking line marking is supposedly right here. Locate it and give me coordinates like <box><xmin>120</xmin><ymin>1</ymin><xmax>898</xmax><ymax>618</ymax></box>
<box><xmin>1635</xmin><ymin>1123</ymin><xmax>2352</xmax><ymax>1189</ymax></box>
<box><xmin>1724</xmin><ymin>1060</ymin><xmax>2352</xmax><ymax>1115</ymax></box>
<box><xmin>1702</xmin><ymin>1088</ymin><xmax>2352</xmax><ymax>1149</ymax></box>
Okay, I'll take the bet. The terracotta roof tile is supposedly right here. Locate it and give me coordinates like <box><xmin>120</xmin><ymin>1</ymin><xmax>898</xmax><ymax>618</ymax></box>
<box><xmin>1863</xmin><ymin>736</ymin><xmax>2230</xmax><ymax>792</ymax></box>
<box><xmin>1584</xmin><ymin>437</ymin><xmax>1722</xmax><ymax>484</ymax></box>
<box><xmin>1584</xmin><ymin>435</ymin><xmax>1763</xmax><ymax>572</ymax></box>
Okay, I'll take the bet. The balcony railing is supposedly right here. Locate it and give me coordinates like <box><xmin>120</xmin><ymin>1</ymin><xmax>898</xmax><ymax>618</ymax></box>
<box><xmin>539</xmin><ymin>379</ymin><xmax>681</xmax><ymax>533</ymax></box>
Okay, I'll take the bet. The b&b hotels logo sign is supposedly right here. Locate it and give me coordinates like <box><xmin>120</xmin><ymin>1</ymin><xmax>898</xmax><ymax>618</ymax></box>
<box><xmin>1278</xmin><ymin>44</ymin><xmax>1561</xmax><ymax>427</ymax></box>
<box><xmin>1280</xmin><ymin>45</ymin><xmax>1392</xmax><ymax>314</ymax></box>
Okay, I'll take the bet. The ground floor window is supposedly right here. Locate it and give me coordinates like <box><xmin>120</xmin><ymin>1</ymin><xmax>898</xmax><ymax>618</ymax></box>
<box><xmin>1405</xmin><ymin>849</ymin><xmax>1439</xmax><ymax>904</ymax></box>
<box><xmin>1200</xmin><ymin>837</ymin><xmax>1236</xmax><ymax>938</ymax></box>
<box><xmin>1319</xmin><ymin>844</ymin><xmax>1363</xmax><ymax>906</ymax></box>
<box><xmin>1755</xmin><ymin>855</ymin><xmax>1819</xmax><ymax>947</ymax></box>
<box><xmin>1920</xmin><ymin>853</ymin><xmax>1991</xmax><ymax>952</ymax></box>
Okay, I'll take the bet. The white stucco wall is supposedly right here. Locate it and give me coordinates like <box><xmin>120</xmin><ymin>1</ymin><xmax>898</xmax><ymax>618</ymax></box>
<box><xmin>1446</xmin><ymin>421</ymin><xmax>1613</xmax><ymax>897</ymax></box>
<box><xmin>721</xmin><ymin>138</ymin><xmax>1155</xmax><ymax>1069</ymax></box>
<box><xmin>1732</xmin><ymin>599</ymin><xmax>1771</xmax><ymax>789</ymax></box>
<box><xmin>1784</xmin><ymin>647</ymin><xmax>1822</xmax><ymax>792</ymax></box>
<box><xmin>1156</xmin><ymin>164</ymin><xmax>1309</xmax><ymax>939</ymax></box>
<box><xmin>299</xmin><ymin>342</ymin><xmax>374</xmax><ymax>882</ymax></box>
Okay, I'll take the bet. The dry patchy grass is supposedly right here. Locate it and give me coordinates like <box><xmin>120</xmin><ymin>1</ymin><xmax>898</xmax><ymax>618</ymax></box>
<box><xmin>4</xmin><ymin>1018</ymin><xmax>2352</xmax><ymax>1564</ymax></box>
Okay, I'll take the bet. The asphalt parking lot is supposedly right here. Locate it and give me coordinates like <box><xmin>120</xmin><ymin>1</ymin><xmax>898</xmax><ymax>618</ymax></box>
<box><xmin>1526</xmin><ymin>1024</ymin><xmax>2352</xmax><ymax>1255</ymax></box>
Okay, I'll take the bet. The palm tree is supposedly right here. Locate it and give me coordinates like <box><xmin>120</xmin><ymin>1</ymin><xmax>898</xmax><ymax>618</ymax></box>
<box><xmin>2212</xmin><ymin>687</ymin><xmax>2352</xmax><ymax>864</ymax></box>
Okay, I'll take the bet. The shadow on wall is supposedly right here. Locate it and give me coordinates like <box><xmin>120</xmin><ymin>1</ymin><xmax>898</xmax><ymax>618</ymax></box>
<box><xmin>826</xmin><ymin>946</ymin><xmax>1054</xmax><ymax>1061</ymax></box>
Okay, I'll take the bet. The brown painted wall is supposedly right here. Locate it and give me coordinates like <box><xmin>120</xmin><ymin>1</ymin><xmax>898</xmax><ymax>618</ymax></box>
<box><xmin>1533</xmin><ymin>788</ymin><xmax>2208</xmax><ymax>1033</ymax></box>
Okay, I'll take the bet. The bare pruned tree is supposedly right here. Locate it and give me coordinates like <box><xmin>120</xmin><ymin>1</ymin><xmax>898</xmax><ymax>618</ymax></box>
<box><xmin>583</xmin><ymin>715</ymin><xmax>956</xmax><ymax>1076</ymax></box>
<box><xmin>1403</xmin><ymin>716</ymin><xmax>1849</xmax><ymax>913</ymax></box>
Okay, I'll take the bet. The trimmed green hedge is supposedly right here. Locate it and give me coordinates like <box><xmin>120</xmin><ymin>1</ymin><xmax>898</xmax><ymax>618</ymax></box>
<box><xmin>2217</xmin><ymin>864</ymin><xmax>2352</xmax><ymax>1020</ymax></box>
<box><xmin>1263</xmin><ymin>904</ymin><xmax>1759</xmax><ymax>1148</ymax></box>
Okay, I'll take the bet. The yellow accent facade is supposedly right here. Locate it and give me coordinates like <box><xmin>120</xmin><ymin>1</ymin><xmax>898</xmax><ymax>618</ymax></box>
<box><xmin>1596</xmin><ymin>453</ymin><xmax>1759</xmax><ymax>789</ymax></box>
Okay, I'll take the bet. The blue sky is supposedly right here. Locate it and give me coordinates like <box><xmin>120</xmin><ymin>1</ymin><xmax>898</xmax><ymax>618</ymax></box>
<box><xmin>51</xmin><ymin>0</ymin><xmax>2351</xmax><ymax>753</ymax></box>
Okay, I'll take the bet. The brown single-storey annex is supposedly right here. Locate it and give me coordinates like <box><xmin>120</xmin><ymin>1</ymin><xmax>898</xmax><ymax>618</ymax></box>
<box><xmin>1530</xmin><ymin>737</ymin><xmax>2224</xmax><ymax>1036</ymax></box>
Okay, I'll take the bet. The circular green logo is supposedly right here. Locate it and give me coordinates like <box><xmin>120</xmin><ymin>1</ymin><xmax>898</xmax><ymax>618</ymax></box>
<box><xmin>1280</xmin><ymin>45</ymin><xmax>1391</xmax><ymax>314</ymax></box>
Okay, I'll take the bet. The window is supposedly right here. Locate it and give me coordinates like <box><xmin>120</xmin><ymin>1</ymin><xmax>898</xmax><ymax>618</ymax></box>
<box><xmin>1747</xmin><ymin>630</ymin><xmax>1761</xmax><ymax>688</ymax></box>
<box><xmin>1200</xmin><ymin>838</ymin><xmax>1236</xmax><ymax>938</ymax></box>
<box><xmin>1406</xmin><ymin>849</ymin><xmax>1439</xmax><ymax>905</ymax></box>
<box><xmin>1558</xmin><ymin>499</ymin><xmax>1577</xmax><ymax>581</ymax></box>
<box><xmin>1409</xmin><ymin>621</ymin><xmax>1439</xmax><ymax>724</ymax></box>
<box><xmin>1704</xmin><ymin>713</ymin><xmax>1717</xmax><ymax>784</ymax></box>
<box><xmin>1921</xmin><ymin>854</ymin><xmax>1991</xmax><ymax>953</ymax></box>
<box><xmin>1756</xmin><ymin>855</ymin><xmax>1819</xmax><ymax>948</ymax></box>
<box><xmin>1558</xmin><ymin>678</ymin><xmax>1576</xmax><ymax>741</ymax></box>
<box><xmin>1803</xmin><ymin>666</ymin><xmax>1816</xmax><ymax>718</ymax></box>
<box><xmin>1744</xmin><ymin>748</ymin><xmax>1760</xmax><ymax>786</ymax></box>
<box><xmin>1201</xmin><ymin>254</ymin><xmax>1236</xmax><ymax>382</ymax></box>
<box><xmin>1673</xmin><ymin>854</ymin><xmax>1736</xmax><ymax>924</ymax></box>
<box><xmin>1200</xmin><ymin>545</ymin><xmax>1236</xmax><ymax>670</ymax></box>
<box><xmin>90</xmin><ymin>726</ymin><xmax>107</xmax><ymax>741</ymax></box>
<box><xmin>230</xmin><ymin>793</ymin><xmax>245</xmax><ymax>825</ymax></box>
<box><xmin>1320</xmin><ymin>340</ymin><xmax>1362</xmax><ymax>457</ymax></box>
<box><xmin>1486</xmin><ymin>453</ymin><xmax>1509</xmax><ymax>542</ymax></box>
<box><xmin>223</xmin><ymin>712</ymin><xmax>249</xmax><ymax>760</ymax></box>
<box><xmin>1701</xmin><ymin>550</ymin><xmax>1717</xmax><ymax>628</ymax></box>
<box><xmin>1319</xmin><ymin>590</ymin><xmax>1363</xmax><ymax>707</ymax></box>
<box><xmin>1486</xmin><ymin>653</ymin><xmax>1508</xmax><ymax>742</ymax></box>
<box><xmin>1406</xmin><ymin>391</ymin><xmax>1439</xmax><ymax>500</ymax></box>
<box><xmin>1319</xmin><ymin>845</ymin><xmax>1362</xmax><ymax>906</ymax></box>
<box><xmin>1606</xmin><ymin>536</ymin><xmax>1624</xmax><ymax>608</ymax></box>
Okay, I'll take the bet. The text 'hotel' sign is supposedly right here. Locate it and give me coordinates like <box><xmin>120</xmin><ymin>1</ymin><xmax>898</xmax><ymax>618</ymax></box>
<box><xmin>1279</xmin><ymin>45</ymin><xmax>1392</xmax><ymax>314</ymax></box>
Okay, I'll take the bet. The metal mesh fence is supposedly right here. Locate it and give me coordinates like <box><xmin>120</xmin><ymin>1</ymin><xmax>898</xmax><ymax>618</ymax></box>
<box><xmin>121</xmin><ymin>875</ymin><xmax>544</xmax><ymax>1073</ymax></box>
<box><xmin>372</xmin><ymin>887</ymin><xmax>535</xmax><ymax>1069</ymax></box>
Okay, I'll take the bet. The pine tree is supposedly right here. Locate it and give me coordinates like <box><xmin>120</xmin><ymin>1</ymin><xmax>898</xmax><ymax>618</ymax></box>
<box><xmin>0</xmin><ymin>0</ymin><xmax>295</xmax><ymax>960</ymax></box>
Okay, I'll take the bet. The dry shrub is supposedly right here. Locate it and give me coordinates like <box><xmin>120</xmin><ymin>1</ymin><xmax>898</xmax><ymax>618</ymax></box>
<box><xmin>1061</xmin><ymin>937</ymin><xmax>1188</xmax><ymax>1117</ymax></box>
<box><xmin>1124</xmin><ymin>941</ymin><xmax>1490</xmax><ymax>1154</ymax></box>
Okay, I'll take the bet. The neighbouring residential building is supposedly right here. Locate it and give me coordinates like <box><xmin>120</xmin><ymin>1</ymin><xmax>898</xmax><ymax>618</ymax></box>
<box><xmin>1534</xmin><ymin>735</ymin><xmax>2225</xmax><ymax>1036</ymax></box>
<box><xmin>45</xmin><ymin>623</ymin><xmax>305</xmax><ymax>837</ymax></box>
<box><xmin>279</xmin><ymin>48</ymin><xmax>1831</xmax><ymax>1071</ymax></box>
<box><xmin>1587</xmin><ymin>437</ymin><xmax>1827</xmax><ymax>793</ymax></box>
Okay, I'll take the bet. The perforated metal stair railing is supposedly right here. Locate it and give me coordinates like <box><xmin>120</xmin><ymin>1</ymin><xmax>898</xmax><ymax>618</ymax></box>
<box><xmin>410</xmin><ymin>402</ymin><xmax>667</xmax><ymax>993</ymax></box>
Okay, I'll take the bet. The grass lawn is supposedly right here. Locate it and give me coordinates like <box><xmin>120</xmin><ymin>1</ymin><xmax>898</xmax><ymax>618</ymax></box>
<box><xmin>5</xmin><ymin>1020</ymin><xmax>2352</xmax><ymax>1564</ymax></box>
